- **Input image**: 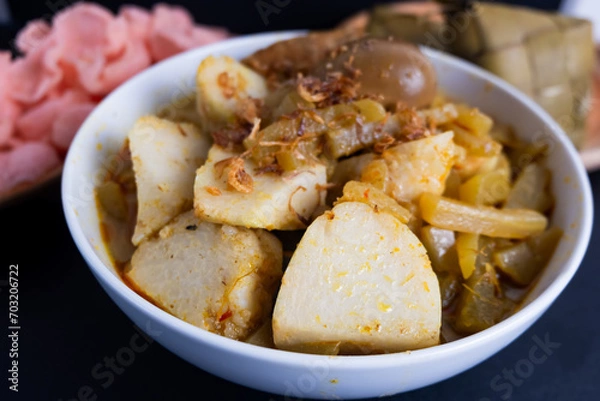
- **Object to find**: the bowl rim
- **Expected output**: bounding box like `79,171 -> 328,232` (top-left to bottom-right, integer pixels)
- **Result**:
62,31 -> 593,369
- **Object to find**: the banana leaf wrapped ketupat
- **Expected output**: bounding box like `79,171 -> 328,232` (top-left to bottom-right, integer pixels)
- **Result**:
368,1 -> 596,148
368,1 -> 448,50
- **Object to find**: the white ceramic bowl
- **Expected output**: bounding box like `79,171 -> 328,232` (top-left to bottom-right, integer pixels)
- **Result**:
62,32 -> 593,399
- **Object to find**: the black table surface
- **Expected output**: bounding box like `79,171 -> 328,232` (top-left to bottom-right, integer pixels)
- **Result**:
1,1 -> 598,399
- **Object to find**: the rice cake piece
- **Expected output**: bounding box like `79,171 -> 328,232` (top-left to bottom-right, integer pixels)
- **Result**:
272,201 -> 441,354
129,115 -> 211,245
196,55 -> 268,131
362,131 -> 457,203
194,145 -> 327,230
125,211 -> 283,340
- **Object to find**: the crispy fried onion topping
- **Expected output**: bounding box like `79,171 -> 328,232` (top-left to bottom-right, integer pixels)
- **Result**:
395,105 -> 430,141
214,156 -> 254,193
373,133 -> 397,153
212,116 -> 262,150
212,125 -> 252,148
295,72 -> 361,108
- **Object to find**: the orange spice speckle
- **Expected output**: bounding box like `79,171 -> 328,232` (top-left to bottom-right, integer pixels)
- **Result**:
205,186 -> 222,196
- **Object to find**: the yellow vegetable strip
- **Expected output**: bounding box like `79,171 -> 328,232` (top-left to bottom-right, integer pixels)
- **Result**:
419,193 -> 547,239
445,122 -> 502,157
454,104 -> 493,137
456,232 -> 479,279
459,170 -> 510,205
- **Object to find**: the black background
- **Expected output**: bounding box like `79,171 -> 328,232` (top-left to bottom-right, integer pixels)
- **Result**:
1,1 -> 598,400
5,0 -> 562,34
